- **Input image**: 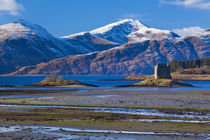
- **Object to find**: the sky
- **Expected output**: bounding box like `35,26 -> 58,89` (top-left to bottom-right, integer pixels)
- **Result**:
0,0 -> 210,37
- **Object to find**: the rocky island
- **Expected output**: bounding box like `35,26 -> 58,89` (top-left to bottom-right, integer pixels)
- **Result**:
132,79 -> 193,87
31,76 -> 97,87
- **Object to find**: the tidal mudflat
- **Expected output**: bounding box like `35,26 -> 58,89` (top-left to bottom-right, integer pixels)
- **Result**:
0,88 -> 209,108
0,87 -> 209,139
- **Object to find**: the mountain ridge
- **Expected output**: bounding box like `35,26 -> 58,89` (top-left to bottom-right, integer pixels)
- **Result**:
0,19 -> 89,74
0,19 -> 123,74
10,33 -> 210,76
63,19 -> 179,44
1,19 -> 210,75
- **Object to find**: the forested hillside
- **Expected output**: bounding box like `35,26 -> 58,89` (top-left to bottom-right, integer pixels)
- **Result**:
170,57 -> 210,74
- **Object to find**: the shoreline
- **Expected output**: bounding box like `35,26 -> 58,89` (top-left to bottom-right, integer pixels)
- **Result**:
1,74 -> 210,81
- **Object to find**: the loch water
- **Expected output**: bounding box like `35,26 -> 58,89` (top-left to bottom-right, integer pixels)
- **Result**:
0,76 -> 209,90
0,76 -> 136,87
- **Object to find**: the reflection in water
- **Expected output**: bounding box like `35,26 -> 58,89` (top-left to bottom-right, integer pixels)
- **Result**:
0,125 -> 208,140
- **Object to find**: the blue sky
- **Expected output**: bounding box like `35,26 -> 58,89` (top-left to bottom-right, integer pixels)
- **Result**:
0,0 -> 210,37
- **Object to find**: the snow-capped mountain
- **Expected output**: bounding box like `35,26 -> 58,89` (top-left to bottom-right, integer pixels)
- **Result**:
63,19 -> 179,44
11,27 -> 210,76
1,19 -> 210,75
0,19 -> 90,74
0,19 -> 53,40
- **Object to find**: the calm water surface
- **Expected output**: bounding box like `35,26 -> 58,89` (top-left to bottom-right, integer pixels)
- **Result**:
0,76 -> 137,87
0,76 -> 209,90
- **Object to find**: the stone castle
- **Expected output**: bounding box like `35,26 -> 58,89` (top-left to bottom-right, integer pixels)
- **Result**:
154,63 -> 172,79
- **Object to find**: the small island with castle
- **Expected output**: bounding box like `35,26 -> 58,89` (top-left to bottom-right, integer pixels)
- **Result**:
119,63 -> 193,87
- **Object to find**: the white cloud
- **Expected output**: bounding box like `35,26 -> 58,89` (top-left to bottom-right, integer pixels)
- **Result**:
172,26 -> 205,36
0,0 -> 24,16
118,13 -> 149,22
160,0 -> 210,9
122,13 -> 141,19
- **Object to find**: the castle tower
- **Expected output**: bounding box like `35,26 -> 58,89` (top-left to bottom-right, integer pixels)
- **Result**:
154,63 -> 172,79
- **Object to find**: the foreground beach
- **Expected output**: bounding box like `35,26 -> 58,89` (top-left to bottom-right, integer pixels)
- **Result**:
0,87 -> 209,139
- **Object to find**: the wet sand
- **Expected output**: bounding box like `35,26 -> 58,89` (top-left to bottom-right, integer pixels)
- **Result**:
32,89 -> 210,108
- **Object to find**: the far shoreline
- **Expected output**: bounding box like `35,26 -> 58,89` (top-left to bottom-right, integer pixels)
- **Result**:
1,74 -> 210,81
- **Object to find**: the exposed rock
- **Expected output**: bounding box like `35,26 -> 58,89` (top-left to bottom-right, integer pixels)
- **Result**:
118,79 -> 193,88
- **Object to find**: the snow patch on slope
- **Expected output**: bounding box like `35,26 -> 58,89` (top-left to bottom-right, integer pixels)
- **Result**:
128,25 -> 174,42
197,29 -> 210,37
62,32 -> 87,39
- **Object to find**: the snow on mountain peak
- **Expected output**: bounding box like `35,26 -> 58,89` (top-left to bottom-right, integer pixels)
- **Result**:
62,19 -> 146,39
88,19 -> 179,44
16,19 -> 49,34
90,19 -> 146,34
62,19 -> 179,44
0,19 -> 52,40
188,28 -> 210,38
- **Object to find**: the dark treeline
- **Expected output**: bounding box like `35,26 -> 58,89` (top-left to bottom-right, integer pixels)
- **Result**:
169,57 -> 210,72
